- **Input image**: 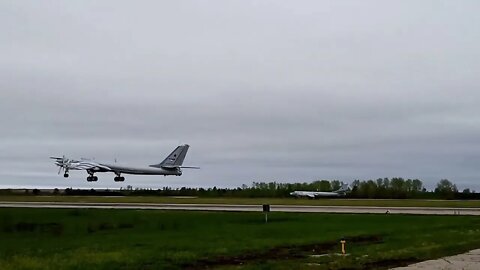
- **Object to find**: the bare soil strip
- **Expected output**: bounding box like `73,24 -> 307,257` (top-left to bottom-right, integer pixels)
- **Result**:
182,235 -> 383,269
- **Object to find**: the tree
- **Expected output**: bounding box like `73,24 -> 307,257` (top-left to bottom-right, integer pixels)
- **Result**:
390,178 -> 407,198
435,179 -> 457,199
411,179 -> 423,193
330,180 -> 341,191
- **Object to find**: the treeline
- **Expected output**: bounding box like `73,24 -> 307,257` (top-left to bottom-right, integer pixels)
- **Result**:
349,178 -> 472,199
115,180 -> 345,198
122,178 -> 477,199
4,178 -> 478,200
350,178 -> 425,199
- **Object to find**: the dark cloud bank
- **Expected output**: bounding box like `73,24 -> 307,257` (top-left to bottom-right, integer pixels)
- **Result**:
1,1 -> 479,190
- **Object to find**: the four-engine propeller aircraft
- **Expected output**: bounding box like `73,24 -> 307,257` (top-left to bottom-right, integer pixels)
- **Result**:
289,184 -> 349,198
50,144 -> 199,182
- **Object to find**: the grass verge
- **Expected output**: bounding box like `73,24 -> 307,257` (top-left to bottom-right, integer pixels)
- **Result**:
1,208 -> 480,269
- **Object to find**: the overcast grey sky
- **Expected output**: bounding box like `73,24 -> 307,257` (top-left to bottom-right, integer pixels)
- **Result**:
1,1 -> 479,190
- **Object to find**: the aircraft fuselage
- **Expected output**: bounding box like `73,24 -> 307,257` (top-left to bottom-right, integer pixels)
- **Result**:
290,191 -> 342,198
99,163 -> 181,176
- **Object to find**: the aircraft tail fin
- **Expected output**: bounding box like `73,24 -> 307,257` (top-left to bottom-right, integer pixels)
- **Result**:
150,144 -> 190,169
335,183 -> 349,193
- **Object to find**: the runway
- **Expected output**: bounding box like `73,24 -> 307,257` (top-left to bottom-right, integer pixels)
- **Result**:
1,201 -> 480,215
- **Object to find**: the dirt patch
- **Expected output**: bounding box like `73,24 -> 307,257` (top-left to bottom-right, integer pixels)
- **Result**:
182,235 -> 383,269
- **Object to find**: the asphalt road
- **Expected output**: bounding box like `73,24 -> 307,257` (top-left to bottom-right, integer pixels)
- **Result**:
1,201 -> 480,215
392,249 -> 480,270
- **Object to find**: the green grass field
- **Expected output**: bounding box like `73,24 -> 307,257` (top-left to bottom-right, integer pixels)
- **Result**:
2,208 -> 480,269
2,195 -> 480,208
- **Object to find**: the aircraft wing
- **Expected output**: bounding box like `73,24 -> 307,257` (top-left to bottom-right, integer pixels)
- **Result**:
159,165 -> 200,169
72,161 -> 111,171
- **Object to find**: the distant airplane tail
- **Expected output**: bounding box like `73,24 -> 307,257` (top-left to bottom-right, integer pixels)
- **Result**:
335,184 -> 349,194
150,144 -> 198,169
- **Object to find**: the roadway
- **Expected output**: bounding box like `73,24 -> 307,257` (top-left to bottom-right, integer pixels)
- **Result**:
1,201 -> 480,215
392,249 -> 480,270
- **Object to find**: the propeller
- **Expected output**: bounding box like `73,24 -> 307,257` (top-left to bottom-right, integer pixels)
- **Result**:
50,155 -> 72,174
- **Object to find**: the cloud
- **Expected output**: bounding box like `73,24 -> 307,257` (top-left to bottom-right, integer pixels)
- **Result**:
1,1 -> 480,190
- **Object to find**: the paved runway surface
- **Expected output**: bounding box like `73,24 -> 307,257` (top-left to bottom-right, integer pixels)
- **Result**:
1,201 -> 480,215
391,249 -> 480,270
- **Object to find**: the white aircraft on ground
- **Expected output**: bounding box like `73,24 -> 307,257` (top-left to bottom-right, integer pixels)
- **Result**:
50,144 -> 198,182
289,184 -> 349,198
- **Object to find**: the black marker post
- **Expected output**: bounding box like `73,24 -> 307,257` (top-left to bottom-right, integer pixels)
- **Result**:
262,204 -> 270,223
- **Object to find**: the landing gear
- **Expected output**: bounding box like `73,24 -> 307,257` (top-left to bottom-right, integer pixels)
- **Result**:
63,173 -> 69,178
114,172 -> 125,182
86,170 -> 98,182
87,176 -> 98,182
